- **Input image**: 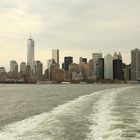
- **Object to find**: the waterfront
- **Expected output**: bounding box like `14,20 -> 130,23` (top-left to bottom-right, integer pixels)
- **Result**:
0,84 -> 140,140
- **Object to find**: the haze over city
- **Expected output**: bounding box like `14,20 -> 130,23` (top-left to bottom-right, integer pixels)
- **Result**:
0,0 -> 140,70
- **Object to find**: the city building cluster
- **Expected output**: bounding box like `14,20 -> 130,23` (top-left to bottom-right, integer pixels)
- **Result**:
0,35 -> 140,84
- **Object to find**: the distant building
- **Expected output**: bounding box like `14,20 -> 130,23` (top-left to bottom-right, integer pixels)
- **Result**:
0,67 -> 7,82
99,58 -> 104,80
92,53 -> 102,78
34,61 -> 43,81
79,57 -> 87,64
50,61 -> 64,82
9,60 -> 19,79
46,59 -> 53,80
104,54 -> 113,80
20,62 -> 26,79
26,65 -> 34,83
69,63 -> 84,81
10,60 -> 18,73
63,56 -> 73,71
113,52 -> 123,80
52,49 -> 59,65
27,34 -> 35,71
124,64 -> 131,81
131,48 -> 140,80
80,63 -> 90,80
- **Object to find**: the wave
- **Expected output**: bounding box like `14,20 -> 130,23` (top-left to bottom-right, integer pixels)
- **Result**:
0,86 -> 136,140
86,86 -> 138,140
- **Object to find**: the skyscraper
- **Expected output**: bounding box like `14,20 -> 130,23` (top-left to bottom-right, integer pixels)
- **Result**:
34,61 -> 43,81
10,60 -> 18,73
20,62 -> 26,78
113,52 -> 123,80
99,58 -> 104,80
63,56 -> 73,71
79,57 -> 87,64
27,34 -> 35,71
131,48 -> 140,80
104,54 -> 113,80
92,53 -> 102,78
52,49 -> 59,65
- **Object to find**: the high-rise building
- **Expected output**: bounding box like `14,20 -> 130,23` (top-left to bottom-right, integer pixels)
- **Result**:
47,59 -> 53,70
79,57 -> 87,64
131,48 -> 140,80
52,49 -> 59,65
99,58 -> 104,80
92,53 -> 102,78
0,67 -> 7,82
27,34 -> 35,71
104,54 -> 113,80
10,60 -> 18,73
9,60 -> 18,79
124,64 -> 131,81
113,52 -> 123,80
63,56 -> 73,71
20,62 -> 26,78
34,61 -> 43,81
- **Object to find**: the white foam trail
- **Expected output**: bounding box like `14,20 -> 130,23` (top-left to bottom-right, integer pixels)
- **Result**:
86,86 -> 136,140
0,86 -> 135,140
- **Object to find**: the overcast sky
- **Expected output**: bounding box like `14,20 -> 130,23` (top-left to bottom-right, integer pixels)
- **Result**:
0,0 -> 140,70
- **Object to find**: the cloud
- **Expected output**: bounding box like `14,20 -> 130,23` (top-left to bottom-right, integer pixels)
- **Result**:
0,0 -> 140,71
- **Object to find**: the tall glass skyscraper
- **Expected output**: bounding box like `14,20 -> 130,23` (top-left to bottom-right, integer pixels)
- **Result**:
27,34 -> 35,71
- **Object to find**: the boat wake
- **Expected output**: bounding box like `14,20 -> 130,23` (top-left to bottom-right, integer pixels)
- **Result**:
0,86 -> 137,140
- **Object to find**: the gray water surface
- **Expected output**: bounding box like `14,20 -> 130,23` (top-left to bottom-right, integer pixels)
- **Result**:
0,84 -> 139,140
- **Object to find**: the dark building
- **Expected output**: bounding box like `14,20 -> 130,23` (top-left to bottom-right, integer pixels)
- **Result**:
82,58 -> 87,64
79,57 -> 87,64
99,58 -> 104,80
34,61 -> 43,81
63,57 -> 73,71
113,52 -> 123,80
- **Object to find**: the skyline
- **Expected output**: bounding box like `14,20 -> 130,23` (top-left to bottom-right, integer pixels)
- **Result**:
0,0 -> 140,70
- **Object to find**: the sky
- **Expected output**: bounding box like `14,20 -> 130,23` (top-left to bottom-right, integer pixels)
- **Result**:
0,0 -> 140,71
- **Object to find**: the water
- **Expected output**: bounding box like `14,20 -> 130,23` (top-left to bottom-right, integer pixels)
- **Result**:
0,84 -> 139,140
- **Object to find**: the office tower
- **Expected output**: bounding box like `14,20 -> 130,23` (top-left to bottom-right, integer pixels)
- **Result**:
113,52 -> 123,80
99,58 -> 104,80
104,54 -> 113,80
9,60 -> 18,79
0,67 -> 7,82
63,56 -> 73,71
47,59 -> 53,69
27,34 -> 35,71
92,52 -> 102,78
79,57 -> 87,64
34,61 -> 43,81
20,62 -> 26,77
124,64 -> 131,81
131,48 -> 140,80
52,49 -> 59,65
10,60 -> 18,73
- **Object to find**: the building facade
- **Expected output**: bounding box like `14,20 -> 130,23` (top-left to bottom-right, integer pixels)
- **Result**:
113,52 -> 123,80
27,35 -> 35,71
34,61 -> 43,81
20,62 -> 26,78
99,58 -> 104,80
131,48 -> 140,80
92,53 -> 102,78
104,54 -> 113,80
52,49 -> 59,65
